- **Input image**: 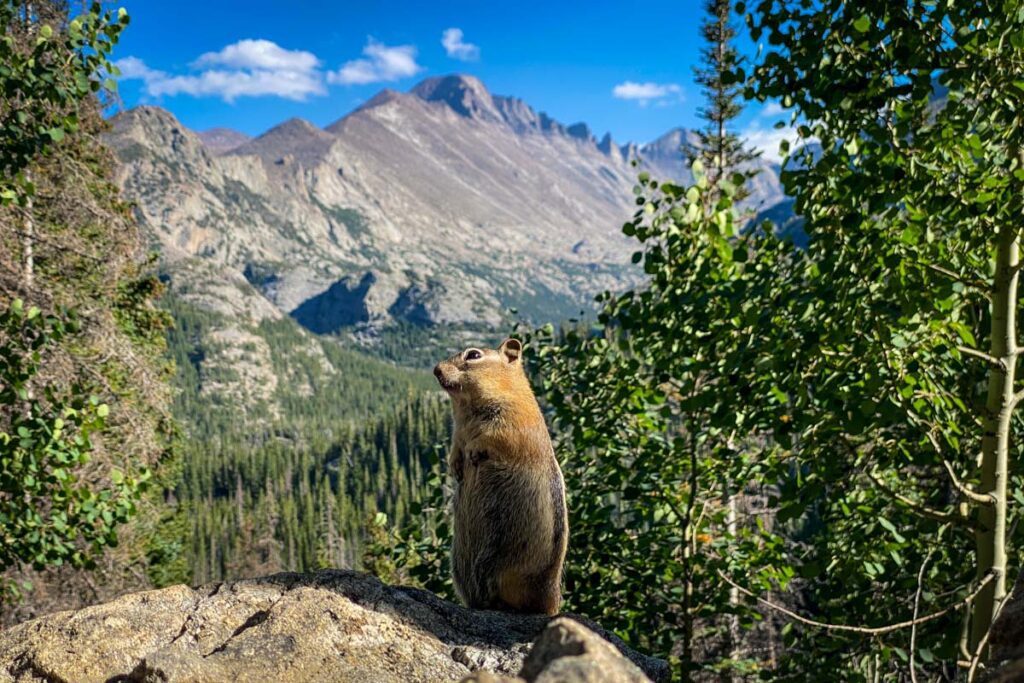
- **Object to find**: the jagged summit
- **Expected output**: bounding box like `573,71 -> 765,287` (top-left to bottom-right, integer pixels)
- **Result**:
410,73 -> 501,122
566,122 -> 594,143
320,75 -> 636,165
403,75 -> 599,149
115,104 -> 181,127
107,106 -> 211,168
642,127 -> 696,157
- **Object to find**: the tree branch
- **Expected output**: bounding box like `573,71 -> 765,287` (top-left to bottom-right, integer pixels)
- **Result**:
942,460 -> 995,506
716,569 -> 993,636
1012,387 -> 1024,410
863,470 -> 969,526
927,263 -> 989,291
909,551 -> 934,683
956,346 -> 1007,372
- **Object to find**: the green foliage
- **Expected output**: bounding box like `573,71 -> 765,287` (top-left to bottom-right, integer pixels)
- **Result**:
0,1 -> 187,620
742,0 -> 1024,677
0,300 -> 148,582
0,1 -> 128,205
495,1 -> 1023,678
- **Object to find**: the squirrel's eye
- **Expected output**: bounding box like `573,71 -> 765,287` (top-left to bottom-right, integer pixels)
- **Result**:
464,349 -> 483,361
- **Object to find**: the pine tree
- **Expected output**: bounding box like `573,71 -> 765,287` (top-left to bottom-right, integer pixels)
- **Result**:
688,0 -> 760,205
688,1 -> 766,675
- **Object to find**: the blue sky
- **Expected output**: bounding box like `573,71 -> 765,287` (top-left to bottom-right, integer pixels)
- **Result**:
110,1 -> 787,154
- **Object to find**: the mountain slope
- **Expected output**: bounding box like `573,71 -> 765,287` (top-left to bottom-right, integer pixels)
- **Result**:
108,74 -> 788,333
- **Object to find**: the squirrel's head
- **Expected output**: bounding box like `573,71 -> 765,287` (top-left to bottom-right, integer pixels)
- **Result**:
433,338 -> 526,404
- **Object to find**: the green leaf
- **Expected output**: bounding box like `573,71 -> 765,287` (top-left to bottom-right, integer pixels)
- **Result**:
878,518 -> 906,543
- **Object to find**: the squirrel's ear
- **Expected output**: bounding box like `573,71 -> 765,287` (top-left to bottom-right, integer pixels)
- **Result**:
499,338 -> 522,364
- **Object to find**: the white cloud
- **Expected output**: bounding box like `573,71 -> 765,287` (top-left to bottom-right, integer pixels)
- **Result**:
115,55 -> 163,80
612,81 -> 682,105
759,102 -> 785,118
441,28 -> 479,61
193,39 -> 319,73
328,39 -> 423,85
115,39 -> 325,102
146,69 -> 325,102
742,122 -> 815,164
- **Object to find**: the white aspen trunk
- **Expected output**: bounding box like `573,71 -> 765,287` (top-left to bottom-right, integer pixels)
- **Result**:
23,186 -> 33,289
727,487 -> 740,681
970,222 -> 1016,652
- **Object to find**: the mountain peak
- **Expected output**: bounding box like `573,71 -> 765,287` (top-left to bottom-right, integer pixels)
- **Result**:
105,106 -> 211,165
566,122 -> 594,143
643,127 -> 695,155
231,117 -> 334,164
410,74 -> 500,121
357,88 -> 403,111
269,117 -> 325,136
113,105 -> 186,132
197,127 -> 250,155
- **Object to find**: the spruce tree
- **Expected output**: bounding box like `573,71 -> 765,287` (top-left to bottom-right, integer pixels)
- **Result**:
688,0 -> 760,204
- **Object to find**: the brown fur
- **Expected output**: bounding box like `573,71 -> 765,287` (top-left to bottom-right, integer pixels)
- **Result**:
433,339 -> 568,615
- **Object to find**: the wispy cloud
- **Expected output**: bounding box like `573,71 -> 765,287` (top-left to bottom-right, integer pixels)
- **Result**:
114,39 -> 325,102
743,102 -> 816,162
742,122 -> 815,164
328,38 -> 423,85
612,81 -> 682,106
115,55 -> 162,81
441,28 -> 479,61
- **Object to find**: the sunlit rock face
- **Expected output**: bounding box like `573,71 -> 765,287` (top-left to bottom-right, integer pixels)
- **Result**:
106,74 -> 789,333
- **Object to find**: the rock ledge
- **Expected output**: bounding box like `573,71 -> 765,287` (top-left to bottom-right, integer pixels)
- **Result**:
0,569 -> 668,682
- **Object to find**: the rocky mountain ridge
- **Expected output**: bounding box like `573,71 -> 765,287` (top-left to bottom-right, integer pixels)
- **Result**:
107,74 -> 786,335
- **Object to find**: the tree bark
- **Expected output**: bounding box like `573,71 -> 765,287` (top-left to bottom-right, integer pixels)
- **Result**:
23,172 -> 33,289
970,222 -> 1016,652
726,485 -> 740,682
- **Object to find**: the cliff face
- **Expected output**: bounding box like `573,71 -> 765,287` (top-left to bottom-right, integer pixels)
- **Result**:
0,570 -> 669,683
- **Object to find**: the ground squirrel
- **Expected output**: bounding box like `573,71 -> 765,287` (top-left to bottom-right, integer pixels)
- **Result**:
433,338 -> 568,615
